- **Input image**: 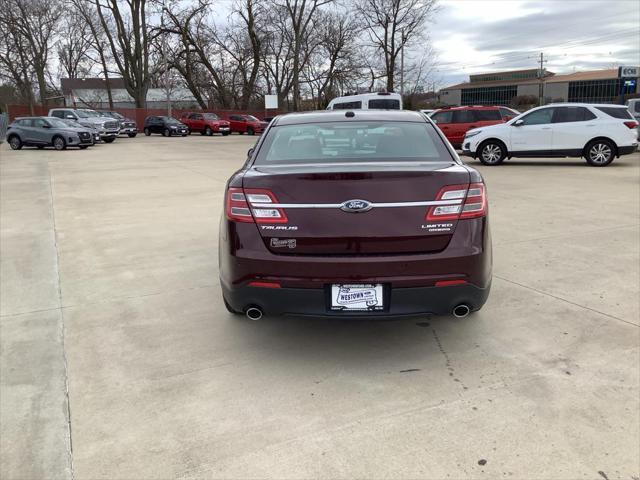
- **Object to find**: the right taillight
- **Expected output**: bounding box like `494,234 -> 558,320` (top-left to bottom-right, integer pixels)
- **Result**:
426,182 -> 487,221
624,121 -> 638,129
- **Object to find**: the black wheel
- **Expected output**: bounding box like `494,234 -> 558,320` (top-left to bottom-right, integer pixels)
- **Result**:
205,127 -> 212,136
164,128 -> 171,137
478,140 -> 506,166
223,297 -> 240,315
200,130 -> 206,136
103,137 -> 115,143
585,139 -> 615,166
144,127 -> 151,136
79,145 -> 88,149
239,131 -> 244,135
222,132 -> 230,136
247,127 -> 255,136
128,133 -> 137,138
8,135 -> 22,150
52,136 -> 66,151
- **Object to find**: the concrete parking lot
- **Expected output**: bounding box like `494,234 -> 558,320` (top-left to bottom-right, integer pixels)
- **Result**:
1,134 -> 639,479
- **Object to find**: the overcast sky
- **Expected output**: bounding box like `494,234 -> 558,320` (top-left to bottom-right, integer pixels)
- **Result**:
427,0 -> 640,87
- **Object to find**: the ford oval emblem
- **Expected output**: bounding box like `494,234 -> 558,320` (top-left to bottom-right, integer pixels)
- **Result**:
340,199 -> 373,213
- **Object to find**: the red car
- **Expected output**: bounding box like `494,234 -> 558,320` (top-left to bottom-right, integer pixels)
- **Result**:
219,110 -> 492,319
179,112 -> 231,136
227,114 -> 268,135
430,106 -> 518,148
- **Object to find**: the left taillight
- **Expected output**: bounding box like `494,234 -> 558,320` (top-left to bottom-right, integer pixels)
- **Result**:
225,187 -> 288,224
426,182 -> 487,221
624,121 -> 639,129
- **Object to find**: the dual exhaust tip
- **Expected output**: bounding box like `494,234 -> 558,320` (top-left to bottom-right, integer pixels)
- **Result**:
244,304 -> 471,320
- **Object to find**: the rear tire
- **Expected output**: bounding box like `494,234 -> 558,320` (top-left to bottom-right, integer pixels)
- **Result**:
478,140 -> 506,165
205,127 -> 212,136
247,127 -> 255,136
128,133 -> 137,138
144,128 -> 151,136
52,136 -> 66,151
164,128 -> 171,137
8,135 -> 22,150
585,139 -> 615,167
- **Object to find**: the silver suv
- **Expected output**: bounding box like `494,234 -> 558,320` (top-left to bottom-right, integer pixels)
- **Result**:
48,108 -> 120,143
7,116 -> 94,150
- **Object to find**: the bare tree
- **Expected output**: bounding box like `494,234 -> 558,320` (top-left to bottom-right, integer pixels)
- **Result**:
94,0 -> 152,107
0,0 -> 62,105
271,0 -> 333,110
353,0 -> 437,93
57,12 -> 94,79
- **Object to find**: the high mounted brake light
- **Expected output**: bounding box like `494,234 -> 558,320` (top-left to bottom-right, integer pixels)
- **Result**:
426,183 -> 487,221
225,187 -> 288,223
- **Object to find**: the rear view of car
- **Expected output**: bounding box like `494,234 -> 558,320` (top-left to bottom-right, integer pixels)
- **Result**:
219,110 -> 492,319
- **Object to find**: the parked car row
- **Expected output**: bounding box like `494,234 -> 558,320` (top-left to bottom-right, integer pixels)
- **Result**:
142,113 -> 269,137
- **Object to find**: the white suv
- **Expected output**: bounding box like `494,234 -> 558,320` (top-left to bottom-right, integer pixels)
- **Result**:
461,103 -> 638,167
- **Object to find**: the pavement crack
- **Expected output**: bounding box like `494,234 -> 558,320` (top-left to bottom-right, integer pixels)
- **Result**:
48,166 -> 75,480
432,328 -> 468,390
493,274 -> 639,328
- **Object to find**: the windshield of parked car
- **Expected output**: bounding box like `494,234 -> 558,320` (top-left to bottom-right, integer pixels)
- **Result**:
203,113 -> 219,120
254,121 -> 453,165
246,115 -> 259,122
164,117 -> 181,125
48,118 -> 72,128
105,112 -> 124,119
81,110 -> 101,117
75,110 -> 90,118
61,120 -> 84,128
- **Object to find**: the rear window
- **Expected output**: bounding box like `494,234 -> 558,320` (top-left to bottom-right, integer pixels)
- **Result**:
595,107 -> 633,119
368,99 -> 401,110
255,122 -> 452,165
431,111 -> 453,123
332,101 -> 362,110
474,109 -> 502,121
553,106 -> 596,123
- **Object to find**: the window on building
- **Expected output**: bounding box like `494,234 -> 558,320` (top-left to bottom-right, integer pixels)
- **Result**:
568,78 -> 638,103
461,85 -> 518,106
552,106 -> 596,123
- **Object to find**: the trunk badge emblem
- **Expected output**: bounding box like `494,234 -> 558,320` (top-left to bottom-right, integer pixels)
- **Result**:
340,199 -> 373,213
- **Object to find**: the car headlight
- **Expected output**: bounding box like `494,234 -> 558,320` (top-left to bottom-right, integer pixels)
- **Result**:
465,130 -> 482,138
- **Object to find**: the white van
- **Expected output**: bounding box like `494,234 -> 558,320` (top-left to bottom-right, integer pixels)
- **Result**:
326,92 -> 402,110
626,98 -> 640,121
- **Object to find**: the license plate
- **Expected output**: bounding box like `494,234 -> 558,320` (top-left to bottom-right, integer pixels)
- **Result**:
330,284 -> 384,311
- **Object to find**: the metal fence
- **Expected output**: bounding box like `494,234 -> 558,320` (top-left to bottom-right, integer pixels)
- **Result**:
0,113 -> 8,143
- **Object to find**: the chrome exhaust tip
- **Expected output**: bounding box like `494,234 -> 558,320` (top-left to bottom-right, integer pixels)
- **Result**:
245,306 -> 263,321
452,304 -> 471,318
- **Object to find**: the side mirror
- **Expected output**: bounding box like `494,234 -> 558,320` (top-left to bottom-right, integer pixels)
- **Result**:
514,119 -> 524,127
247,147 -> 254,158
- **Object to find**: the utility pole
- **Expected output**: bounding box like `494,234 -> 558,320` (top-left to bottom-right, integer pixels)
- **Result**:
538,52 -> 547,106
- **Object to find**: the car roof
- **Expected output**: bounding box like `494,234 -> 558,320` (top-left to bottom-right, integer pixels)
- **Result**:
544,102 -> 628,108
273,110 -> 425,126
436,105 -> 501,111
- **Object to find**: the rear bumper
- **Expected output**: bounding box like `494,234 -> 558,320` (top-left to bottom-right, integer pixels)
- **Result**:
219,217 -> 492,317
222,282 -> 491,318
618,144 -> 638,156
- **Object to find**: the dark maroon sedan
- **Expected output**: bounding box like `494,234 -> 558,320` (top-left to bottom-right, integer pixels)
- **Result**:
219,110 -> 492,319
